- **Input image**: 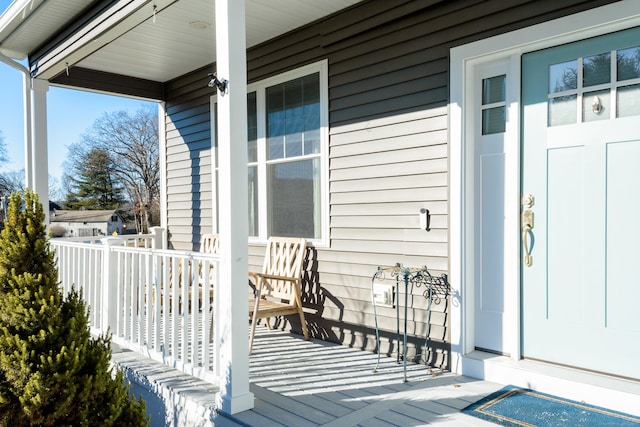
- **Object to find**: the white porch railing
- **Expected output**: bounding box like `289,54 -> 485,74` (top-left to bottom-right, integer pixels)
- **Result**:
50,227 -> 221,385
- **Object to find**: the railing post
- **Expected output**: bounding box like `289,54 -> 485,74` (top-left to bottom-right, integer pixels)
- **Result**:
149,226 -> 167,249
101,237 -> 124,333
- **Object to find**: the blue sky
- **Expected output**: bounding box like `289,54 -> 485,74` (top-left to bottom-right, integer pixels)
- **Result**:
0,0 -> 153,186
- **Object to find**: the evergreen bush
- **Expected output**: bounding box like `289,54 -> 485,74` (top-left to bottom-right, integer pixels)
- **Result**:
0,190 -> 148,426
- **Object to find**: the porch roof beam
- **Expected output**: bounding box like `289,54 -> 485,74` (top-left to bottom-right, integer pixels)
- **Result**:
50,67 -> 164,100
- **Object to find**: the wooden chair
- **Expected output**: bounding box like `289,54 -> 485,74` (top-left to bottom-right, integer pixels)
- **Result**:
197,233 -> 219,308
200,233 -> 220,254
160,234 -> 219,313
248,236 -> 310,353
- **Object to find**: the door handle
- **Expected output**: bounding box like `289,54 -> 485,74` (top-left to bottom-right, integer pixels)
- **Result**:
522,194 -> 534,267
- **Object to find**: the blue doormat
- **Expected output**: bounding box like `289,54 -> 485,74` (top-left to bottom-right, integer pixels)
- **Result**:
461,385 -> 640,426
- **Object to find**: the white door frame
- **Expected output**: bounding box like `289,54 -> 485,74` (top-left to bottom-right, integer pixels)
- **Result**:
449,0 -> 640,376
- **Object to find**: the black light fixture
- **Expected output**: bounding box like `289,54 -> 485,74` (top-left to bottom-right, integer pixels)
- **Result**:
208,73 -> 228,96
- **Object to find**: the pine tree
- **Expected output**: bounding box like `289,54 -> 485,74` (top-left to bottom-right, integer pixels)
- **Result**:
0,190 -> 148,426
65,147 -> 124,210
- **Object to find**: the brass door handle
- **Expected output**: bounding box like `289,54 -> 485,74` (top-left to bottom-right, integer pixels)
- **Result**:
522,221 -> 533,267
522,194 -> 535,267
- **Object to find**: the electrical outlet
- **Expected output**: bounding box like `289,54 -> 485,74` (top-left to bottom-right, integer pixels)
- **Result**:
373,283 -> 394,307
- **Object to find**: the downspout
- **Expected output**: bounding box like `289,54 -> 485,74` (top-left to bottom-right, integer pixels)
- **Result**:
0,52 -> 33,191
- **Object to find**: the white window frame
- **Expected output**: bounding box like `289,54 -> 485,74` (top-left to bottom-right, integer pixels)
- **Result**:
449,0 -> 640,378
210,60 -> 329,245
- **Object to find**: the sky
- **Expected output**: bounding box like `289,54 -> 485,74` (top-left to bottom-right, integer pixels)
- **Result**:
0,0 -> 153,189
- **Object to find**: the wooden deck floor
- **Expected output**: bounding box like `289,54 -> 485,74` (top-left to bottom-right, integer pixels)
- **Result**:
232,328 -> 501,427
113,327 -> 503,426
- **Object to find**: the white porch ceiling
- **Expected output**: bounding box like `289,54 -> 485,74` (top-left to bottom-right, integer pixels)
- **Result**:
0,0 -> 363,83
0,0 -> 92,59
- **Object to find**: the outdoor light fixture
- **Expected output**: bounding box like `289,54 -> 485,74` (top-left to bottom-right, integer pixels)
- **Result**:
208,73 -> 228,96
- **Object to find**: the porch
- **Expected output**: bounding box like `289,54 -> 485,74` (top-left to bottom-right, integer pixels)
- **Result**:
48,230 -> 496,425
113,325 -> 502,427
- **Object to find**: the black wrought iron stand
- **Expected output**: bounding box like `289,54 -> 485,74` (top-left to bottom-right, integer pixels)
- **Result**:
371,263 -> 449,382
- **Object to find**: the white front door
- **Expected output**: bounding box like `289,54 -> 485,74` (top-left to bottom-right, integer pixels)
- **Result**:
521,26 -> 640,379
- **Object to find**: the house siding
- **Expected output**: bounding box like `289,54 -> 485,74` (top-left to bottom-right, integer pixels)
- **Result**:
162,0 -> 617,369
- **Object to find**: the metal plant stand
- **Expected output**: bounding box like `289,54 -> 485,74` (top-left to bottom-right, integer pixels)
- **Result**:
371,263 -> 450,382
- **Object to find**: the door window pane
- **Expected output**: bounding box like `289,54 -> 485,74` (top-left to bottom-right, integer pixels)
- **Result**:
481,74 -> 506,135
549,60 -> 578,93
617,46 -> 640,81
549,95 -> 577,126
482,75 -> 505,104
617,84 -> 640,118
482,107 -> 506,134
583,53 -> 611,87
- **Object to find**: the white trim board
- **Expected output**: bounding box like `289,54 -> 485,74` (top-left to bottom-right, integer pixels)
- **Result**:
448,0 -> 640,415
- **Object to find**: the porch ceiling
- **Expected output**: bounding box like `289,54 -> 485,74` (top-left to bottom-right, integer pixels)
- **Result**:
0,0 -> 363,86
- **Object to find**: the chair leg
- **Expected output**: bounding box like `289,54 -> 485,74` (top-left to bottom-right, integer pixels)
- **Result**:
209,303 -> 214,342
298,308 -> 310,341
248,299 -> 261,354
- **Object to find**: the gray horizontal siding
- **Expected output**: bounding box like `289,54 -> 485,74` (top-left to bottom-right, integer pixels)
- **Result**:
164,67 -> 213,250
162,0 -> 618,367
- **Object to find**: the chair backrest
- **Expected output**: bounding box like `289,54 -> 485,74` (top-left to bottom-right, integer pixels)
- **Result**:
259,236 -> 307,300
200,234 -> 220,254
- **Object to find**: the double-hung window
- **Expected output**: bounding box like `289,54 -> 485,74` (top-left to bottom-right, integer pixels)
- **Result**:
212,60 -> 328,243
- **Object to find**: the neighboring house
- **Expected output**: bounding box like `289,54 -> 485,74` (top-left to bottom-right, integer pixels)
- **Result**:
50,209 -> 123,237
1,0 -> 638,414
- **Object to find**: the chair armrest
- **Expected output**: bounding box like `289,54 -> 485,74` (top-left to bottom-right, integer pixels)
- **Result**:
248,271 -> 259,283
253,272 -> 300,283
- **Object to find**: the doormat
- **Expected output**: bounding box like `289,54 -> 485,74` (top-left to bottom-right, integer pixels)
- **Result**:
461,385 -> 640,426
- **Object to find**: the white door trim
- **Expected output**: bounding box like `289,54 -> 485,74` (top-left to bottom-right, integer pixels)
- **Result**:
449,0 -> 640,376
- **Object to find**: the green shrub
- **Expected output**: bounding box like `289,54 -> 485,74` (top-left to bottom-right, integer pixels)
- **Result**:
0,190 -> 148,426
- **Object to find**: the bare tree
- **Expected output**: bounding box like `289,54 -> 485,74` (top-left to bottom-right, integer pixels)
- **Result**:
0,131 -> 7,166
68,105 -> 159,233
0,169 -> 24,196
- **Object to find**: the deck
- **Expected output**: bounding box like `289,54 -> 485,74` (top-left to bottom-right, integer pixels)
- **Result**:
112,326 -> 502,426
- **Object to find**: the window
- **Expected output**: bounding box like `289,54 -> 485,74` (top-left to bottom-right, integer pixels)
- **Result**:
481,74 -> 506,134
547,45 -> 640,126
212,61 -> 328,242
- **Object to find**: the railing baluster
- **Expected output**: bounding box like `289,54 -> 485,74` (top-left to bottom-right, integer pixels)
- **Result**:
132,253 -> 139,344
162,254 -> 170,350
152,254 -> 161,352
137,251 -> 144,345
202,259 -> 210,368
171,256 -> 179,362
49,236 -> 219,384
180,257 -> 189,363
123,251 -> 130,341
191,260 -> 199,368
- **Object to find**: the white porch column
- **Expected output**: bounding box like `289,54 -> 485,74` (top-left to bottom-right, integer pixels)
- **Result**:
214,0 -> 254,415
30,78 -> 49,224
0,54 -> 33,202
